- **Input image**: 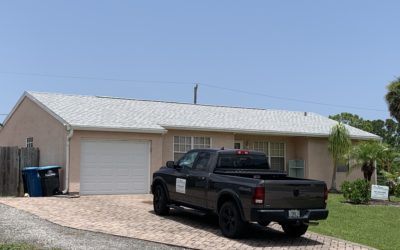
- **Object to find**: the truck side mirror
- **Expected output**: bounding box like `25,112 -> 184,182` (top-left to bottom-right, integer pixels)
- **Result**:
166,161 -> 175,168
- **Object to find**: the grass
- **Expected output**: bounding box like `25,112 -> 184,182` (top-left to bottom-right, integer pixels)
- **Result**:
0,243 -> 42,250
309,194 -> 400,250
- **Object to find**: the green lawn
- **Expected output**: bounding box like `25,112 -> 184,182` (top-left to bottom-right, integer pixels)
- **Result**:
309,194 -> 400,250
0,244 -> 41,250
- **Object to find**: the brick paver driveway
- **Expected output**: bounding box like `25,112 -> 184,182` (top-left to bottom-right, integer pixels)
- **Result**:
0,195 -> 374,250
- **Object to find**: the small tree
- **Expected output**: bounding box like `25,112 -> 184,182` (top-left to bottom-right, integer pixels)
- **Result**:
328,123 -> 352,192
350,141 -> 385,181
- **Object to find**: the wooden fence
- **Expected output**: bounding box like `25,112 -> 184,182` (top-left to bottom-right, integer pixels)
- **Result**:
0,147 -> 40,197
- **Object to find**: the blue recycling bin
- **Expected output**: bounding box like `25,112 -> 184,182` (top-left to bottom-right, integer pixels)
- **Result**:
22,167 -> 43,197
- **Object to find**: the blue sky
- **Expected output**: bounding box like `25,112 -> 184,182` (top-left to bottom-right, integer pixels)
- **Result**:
0,1 -> 398,122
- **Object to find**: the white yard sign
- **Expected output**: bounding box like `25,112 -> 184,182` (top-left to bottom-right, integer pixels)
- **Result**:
176,178 -> 186,194
371,185 -> 389,201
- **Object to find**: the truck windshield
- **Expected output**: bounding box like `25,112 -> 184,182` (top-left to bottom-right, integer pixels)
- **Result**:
216,155 -> 270,169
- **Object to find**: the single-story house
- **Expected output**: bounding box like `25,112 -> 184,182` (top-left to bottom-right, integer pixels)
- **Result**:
0,91 -> 380,195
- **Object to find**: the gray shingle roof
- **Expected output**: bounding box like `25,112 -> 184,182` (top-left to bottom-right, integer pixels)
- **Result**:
24,91 -> 379,139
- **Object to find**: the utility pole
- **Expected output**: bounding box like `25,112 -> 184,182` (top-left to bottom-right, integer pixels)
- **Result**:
194,83 -> 199,104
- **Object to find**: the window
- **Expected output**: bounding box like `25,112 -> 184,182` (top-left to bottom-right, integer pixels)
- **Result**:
288,160 -> 305,178
336,159 -> 350,172
193,137 -> 211,149
253,142 -> 269,155
253,141 -> 285,171
174,136 -> 192,160
26,137 -> 33,148
193,152 -> 211,171
270,142 -> 285,171
217,155 -> 269,169
173,136 -> 211,160
177,151 -> 199,169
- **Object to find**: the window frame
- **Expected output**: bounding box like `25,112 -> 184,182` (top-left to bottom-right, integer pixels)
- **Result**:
26,137 -> 33,148
253,141 -> 286,171
288,159 -> 305,178
173,136 -> 212,161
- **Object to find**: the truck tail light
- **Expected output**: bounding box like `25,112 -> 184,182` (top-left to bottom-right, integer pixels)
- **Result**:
324,185 -> 328,202
253,186 -> 265,205
236,150 -> 249,155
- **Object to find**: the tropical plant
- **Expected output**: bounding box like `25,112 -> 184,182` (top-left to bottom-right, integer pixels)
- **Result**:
380,170 -> 400,195
394,183 -> 400,198
328,123 -> 352,192
386,77 -> 400,123
377,146 -> 400,173
350,141 -> 385,181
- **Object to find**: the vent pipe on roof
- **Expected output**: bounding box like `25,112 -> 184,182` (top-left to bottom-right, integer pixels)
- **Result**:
304,112 -> 308,116
194,83 -> 198,104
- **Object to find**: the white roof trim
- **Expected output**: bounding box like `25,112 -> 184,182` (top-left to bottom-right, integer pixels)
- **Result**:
73,125 -> 167,134
25,92 -> 70,126
2,92 -> 69,128
159,125 -> 381,140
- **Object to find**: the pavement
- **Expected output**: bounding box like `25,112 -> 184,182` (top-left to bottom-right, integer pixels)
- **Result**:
0,203 -> 182,250
0,195 -> 375,250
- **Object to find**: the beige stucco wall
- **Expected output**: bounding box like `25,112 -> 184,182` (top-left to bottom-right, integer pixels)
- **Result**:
307,138 -> 369,189
69,130 -> 164,193
0,97 -> 67,168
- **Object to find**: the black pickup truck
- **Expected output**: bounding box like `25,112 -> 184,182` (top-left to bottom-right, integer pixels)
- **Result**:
151,149 -> 328,238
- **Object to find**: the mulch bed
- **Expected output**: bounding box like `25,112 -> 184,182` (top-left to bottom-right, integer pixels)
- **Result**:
342,199 -> 400,207
368,199 -> 400,207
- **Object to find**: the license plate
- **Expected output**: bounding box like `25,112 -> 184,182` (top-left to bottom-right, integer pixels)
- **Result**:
288,210 -> 300,218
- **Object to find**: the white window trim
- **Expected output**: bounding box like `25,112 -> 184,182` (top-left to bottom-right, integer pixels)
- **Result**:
172,136 -> 212,161
253,141 -> 286,170
26,137 -> 33,148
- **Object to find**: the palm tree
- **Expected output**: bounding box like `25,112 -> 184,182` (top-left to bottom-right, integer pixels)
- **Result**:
378,147 -> 400,173
350,141 -> 385,181
328,123 -> 352,192
386,78 -> 400,123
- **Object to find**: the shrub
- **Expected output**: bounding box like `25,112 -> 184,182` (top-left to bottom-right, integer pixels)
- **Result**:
340,179 -> 371,204
394,184 -> 400,198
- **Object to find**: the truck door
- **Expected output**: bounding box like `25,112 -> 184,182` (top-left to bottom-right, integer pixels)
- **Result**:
172,151 -> 199,203
184,151 -> 211,208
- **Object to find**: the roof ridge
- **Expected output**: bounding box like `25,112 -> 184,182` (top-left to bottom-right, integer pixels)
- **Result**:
28,91 -> 312,115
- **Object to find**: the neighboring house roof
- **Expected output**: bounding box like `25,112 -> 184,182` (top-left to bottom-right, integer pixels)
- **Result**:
3,91 -> 380,140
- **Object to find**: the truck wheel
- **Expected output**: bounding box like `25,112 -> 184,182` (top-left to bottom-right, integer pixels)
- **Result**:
219,202 -> 246,238
281,223 -> 308,237
153,185 -> 170,215
257,220 -> 270,227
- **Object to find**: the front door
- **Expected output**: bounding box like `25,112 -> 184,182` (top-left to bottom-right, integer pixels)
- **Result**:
234,140 -> 243,149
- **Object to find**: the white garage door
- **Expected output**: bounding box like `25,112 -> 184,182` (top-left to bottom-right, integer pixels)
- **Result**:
80,140 -> 150,195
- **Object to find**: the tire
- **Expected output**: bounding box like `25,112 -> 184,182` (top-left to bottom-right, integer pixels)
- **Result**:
257,220 -> 270,227
218,201 -> 246,238
281,223 -> 308,237
153,185 -> 170,215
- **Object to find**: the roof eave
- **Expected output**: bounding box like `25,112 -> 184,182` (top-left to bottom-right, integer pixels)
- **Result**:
159,125 -> 381,140
72,125 -> 167,134
2,92 -> 70,129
